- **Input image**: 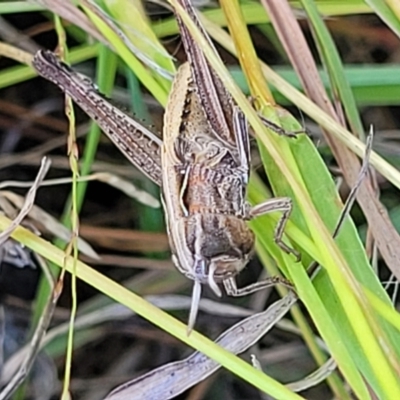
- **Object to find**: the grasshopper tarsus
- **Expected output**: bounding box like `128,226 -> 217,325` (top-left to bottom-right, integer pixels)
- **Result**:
247,96 -> 305,139
258,114 -> 305,139
275,238 -> 301,262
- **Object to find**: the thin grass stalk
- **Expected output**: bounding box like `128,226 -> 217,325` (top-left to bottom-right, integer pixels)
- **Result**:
52,16 -> 79,398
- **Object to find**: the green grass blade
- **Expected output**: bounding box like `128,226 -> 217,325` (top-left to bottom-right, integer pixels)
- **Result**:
366,0 -> 400,37
81,0 -> 169,105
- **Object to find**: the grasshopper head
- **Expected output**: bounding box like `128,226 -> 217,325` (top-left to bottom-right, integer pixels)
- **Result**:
170,216 -> 255,334
186,253 -> 252,334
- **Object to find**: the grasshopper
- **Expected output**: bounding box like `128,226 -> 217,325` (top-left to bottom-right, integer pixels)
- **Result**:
32,0 -> 299,332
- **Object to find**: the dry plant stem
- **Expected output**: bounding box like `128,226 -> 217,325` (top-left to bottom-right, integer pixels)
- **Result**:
0,16 -> 41,53
0,157 -> 50,247
308,128 -> 374,278
286,357 -> 337,392
32,0 -> 106,44
0,173 -> 159,207
0,42 -> 32,65
261,0 -> 400,281
333,128 -> 374,239
0,190 -> 98,259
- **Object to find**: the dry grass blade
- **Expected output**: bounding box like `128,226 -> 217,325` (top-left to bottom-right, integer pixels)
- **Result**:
31,0 -> 105,44
0,191 -> 98,259
104,292 -> 297,400
286,358 -> 337,392
146,295 -> 252,318
333,127 -> 374,239
0,157 -> 50,247
250,354 -> 337,393
0,172 -> 160,208
0,42 -> 32,65
93,172 -> 160,208
261,0 -> 400,281
260,1 -> 333,110
0,15 -> 40,53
